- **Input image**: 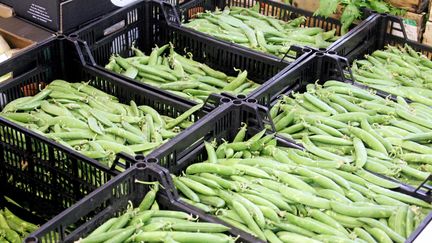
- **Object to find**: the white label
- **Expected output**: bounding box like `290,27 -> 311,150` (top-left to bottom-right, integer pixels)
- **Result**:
111,0 -> 139,7
27,3 -> 52,23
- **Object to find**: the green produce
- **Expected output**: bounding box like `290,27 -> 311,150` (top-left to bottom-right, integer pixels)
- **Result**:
270,80 -> 432,188
183,5 -> 338,58
313,0 -> 406,33
105,44 -> 260,103
0,205 -> 38,242
0,80 -> 202,168
171,125 -> 431,242
76,184 -> 233,243
351,44 -> 432,107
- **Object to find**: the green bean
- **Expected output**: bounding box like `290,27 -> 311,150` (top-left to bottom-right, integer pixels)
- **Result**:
285,213 -> 346,236
279,185 -> 331,209
367,184 -> 432,208
232,200 -> 265,240
358,218 -> 405,243
277,231 -> 321,243
349,126 -> 388,155
330,201 -> 393,218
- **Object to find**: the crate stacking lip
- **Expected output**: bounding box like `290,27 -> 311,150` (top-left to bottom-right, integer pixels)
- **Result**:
0,35 -> 209,222
70,0 -> 313,108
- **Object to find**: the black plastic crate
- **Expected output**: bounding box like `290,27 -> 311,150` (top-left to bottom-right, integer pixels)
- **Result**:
249,52 -> 432,202
0,36 -> 208,222
71,0 -> 312,107
146,100 -> 432,242
331,13 -> 432,62
176,0 -> 376,61
144,100 -> 301,242
25,162 -> 237,243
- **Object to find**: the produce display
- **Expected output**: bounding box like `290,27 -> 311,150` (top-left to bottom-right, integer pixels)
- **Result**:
75,184 -> 233,243
171,126 -> 431,243
3,0 -> 432,241
0,206 -> 38,242
270,80 -> 432,187
0,80 -> 202,167
351,45 -> 432,107
105,44 -> 260,103
183,5 -> 338,57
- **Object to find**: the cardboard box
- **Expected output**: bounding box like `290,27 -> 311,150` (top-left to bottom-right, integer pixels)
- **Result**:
0,16 -> 53,82
386,0 -> 429,13
391,11 -> 426,42
423,21 -> 432,46
0,3 -> 13,18
429,0 -> 432,22
0,0 -> 139,33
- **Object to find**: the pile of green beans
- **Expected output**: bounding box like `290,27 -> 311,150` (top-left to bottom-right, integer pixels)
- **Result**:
76,184 -> 233,243
0,80 -> 202,168
105,44 -> 260,103
183,5 -> 338,57
172,126 -> 432,243
271,80 -> 432,187
0,207 -> 38,243
352,44 -> 432,106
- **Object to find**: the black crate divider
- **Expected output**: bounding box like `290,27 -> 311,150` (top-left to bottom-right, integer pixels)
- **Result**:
71,0 -> 313,109
248,51 -> 356,106
25,162 -> 236,243
331,13 -> 432,61
175,0 -> 376,61
0,35 -> 210,222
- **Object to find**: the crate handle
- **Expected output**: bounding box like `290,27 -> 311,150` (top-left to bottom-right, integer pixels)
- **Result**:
146,159 -> 179,201
202,93 -> 233,110
280,45 -> 311,63
384,14 -> 409,42
322,52 -> 355,83
415,174 -> 432,197
159,1 -> 181,25
70,37 -> 97,66
242,100 -> 276,132
109,152 -> 137,172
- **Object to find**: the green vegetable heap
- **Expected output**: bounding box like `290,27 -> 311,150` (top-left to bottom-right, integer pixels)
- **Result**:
183,5 -> 338,57
352,44 -> 432,107
173,126 -> 431,242
106,44 -> 260,103
76,183 -> 233,243
0,207 -> 38,243
271,81 -> 432,187
0,80 -> 202,168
